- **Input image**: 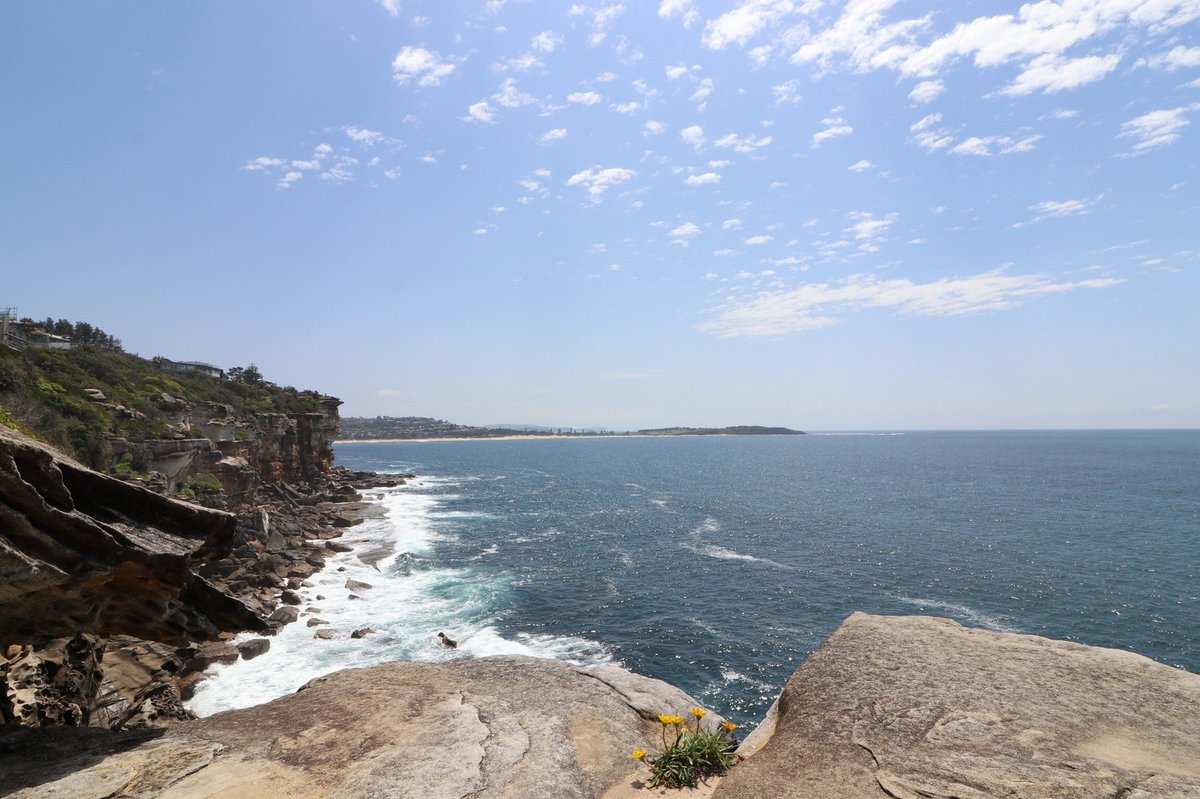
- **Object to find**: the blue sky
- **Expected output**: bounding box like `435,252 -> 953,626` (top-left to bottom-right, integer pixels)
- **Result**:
2,1 -> 1198,429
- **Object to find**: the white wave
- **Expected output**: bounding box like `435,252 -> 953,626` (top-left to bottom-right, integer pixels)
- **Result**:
683,541 -> 794,571
693,517 -> 722,535
892,595 -> 1019,633
187,480 -> 608,717
720,668 -> 776,692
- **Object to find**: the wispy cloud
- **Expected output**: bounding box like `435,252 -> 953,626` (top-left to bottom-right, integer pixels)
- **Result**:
685,172 -> 722,185
702,0 -> 799,50
1118,104 -> 1200,154
1000,53 -> 1121,96
1014,195 -> 1103,227
701,269 -> 1123,338
670,221 -> 702,237
540,128 -> 568,143
567,90 -> 603,105
908,79 -> 943,103
659,0 -> 699,28
812,109 -> 852,147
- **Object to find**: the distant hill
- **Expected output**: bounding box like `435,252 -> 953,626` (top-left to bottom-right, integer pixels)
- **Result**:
635,425 -> 804,436
338,417 -> 803,440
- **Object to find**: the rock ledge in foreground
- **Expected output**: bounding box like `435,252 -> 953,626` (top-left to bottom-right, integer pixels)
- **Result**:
714,612 -> 1200,799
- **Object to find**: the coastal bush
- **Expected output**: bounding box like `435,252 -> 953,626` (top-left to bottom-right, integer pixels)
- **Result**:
634,708 -> 738,789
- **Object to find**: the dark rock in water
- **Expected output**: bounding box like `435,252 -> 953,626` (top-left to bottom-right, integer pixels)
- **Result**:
324,541 -> 353,553
437,631 -> 457,649
266,606 -> 298,626
344,579 -> 373,592
306,618 -> 328,627
350,628 -> 374,639
313,629 -> 339,640
236,639 -> 270,661
279,589 -> 302,606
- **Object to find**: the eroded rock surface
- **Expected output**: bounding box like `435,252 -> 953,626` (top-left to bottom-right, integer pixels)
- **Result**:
714,613 -> 1200,799
0,656 -> 713,799
0,425 -> 266,647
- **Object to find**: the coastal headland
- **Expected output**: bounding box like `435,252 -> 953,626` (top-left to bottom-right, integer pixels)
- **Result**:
338,415 -> 804,442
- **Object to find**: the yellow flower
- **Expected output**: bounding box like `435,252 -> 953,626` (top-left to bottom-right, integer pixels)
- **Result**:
632,749 -> 647,760
671,715 -> 685,725
691,707 -> 707,719
720,721 -> 737,731
658,713 -> 674,725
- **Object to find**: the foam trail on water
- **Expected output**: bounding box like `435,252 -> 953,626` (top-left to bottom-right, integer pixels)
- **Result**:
187,479 -> 608,717
892,595 -> 1020,633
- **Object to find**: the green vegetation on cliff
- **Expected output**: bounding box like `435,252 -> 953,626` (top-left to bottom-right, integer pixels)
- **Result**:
0,323 -> 327,467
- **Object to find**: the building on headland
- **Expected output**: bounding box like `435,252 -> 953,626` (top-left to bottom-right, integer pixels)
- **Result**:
1,308 -> 73,351
157,358 -> 225,379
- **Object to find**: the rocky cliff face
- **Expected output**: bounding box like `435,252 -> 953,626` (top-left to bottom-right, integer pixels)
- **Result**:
0,425 -> 266,648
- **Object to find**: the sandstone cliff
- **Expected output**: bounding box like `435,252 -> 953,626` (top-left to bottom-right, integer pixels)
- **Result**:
0,424 -> 265,648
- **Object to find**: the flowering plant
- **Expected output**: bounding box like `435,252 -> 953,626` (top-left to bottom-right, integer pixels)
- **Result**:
632,706 -> 738,788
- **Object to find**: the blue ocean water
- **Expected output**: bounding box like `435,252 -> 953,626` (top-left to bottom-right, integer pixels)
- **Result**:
191,431 -> 1199,726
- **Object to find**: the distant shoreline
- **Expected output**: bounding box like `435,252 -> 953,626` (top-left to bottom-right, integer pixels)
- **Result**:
336,432 -> 762,443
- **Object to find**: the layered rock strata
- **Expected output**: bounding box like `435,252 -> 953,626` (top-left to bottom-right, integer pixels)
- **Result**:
0,425 -> 265,647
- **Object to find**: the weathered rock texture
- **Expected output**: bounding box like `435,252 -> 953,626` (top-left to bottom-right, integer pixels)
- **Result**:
713,612 -> 1200,799
0,656 -> 715,799
0,425 -> 266,647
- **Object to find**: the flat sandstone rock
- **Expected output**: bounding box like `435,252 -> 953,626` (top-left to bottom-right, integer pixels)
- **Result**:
1,656 -> 711,799
713,612 -> 1200,799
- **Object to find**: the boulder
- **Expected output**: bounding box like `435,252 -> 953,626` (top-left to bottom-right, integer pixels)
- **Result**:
236,639 -> 270,661
713,613 -> 1200,798
345,579 -> 373,592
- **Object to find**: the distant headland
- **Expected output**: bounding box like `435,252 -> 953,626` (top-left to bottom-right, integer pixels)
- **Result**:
338,416 -> 804,441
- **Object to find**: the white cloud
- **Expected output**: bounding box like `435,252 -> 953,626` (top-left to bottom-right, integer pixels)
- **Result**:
392,46 -> 456,87
493,77 -> 536,108
910,113 -> 1040,155
1119,104 -> 1199,153
1016,195 -> 1102,226
670,221 -> 702,237
686,172 -> 722,185
908,79 -> 944,103
666,64 -> 690,80
772,79 -> 803,104
567,90 -> 604,105
680,124 -> 706,150
714,132 -> 773,152
690,77 -> 715,106
659,0 -> 700,28
466,101 -> 495,123
493,53 -> 543,72
243,156 -> 284,171
531,30 -> 562,53
1139,45 -> 1200,71
745,234 -> 774,245
812,110 -> 852,147
377,0 -> 401,16
722,218 -> 743,230
844,211 -> 896,249
702,0 -> 799,50
570,3 -> 627,46
277,170 -> 303,189
611,101 -> 641,114
701,269 -> 1123,338
714,249 -> 738,256
540,128 -> 568,143
644,119 -> 667,135
566,165 -> 636,198
1001,52 -> 1121,96
345,126 -> 385,145
848,159 -> 874,172
789,0 -> 1199,94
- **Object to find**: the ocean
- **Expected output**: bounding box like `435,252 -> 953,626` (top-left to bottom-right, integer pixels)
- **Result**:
188,430 -> 1199,726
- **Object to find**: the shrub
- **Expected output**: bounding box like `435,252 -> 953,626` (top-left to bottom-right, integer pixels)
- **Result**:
634,708 -> 739,789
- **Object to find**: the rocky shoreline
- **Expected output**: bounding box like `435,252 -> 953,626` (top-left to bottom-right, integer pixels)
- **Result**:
4,423 -> 1200,797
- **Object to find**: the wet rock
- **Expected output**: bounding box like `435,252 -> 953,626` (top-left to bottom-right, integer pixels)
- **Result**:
236,639 -> 270,661
344,579 -> 373,592
350,628 -> 374,639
